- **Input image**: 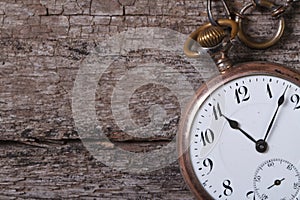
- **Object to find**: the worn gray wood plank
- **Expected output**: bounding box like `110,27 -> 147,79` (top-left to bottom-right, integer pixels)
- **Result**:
0,140 -> 192,199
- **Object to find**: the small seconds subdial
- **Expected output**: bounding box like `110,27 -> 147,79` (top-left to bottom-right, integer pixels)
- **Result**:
254,158 -> 300,200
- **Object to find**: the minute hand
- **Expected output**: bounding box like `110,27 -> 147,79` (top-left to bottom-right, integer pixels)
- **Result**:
263,85 -> 289,141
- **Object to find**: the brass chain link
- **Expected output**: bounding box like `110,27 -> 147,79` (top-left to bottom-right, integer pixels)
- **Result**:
269,0 -> 300,17
185,0 -> 299,52
184,0 -> 299,71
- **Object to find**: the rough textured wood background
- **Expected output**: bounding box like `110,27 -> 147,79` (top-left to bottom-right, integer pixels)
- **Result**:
0,0 -> 299,199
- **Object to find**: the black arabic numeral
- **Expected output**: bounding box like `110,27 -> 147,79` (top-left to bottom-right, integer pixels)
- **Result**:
293,182 -> 300,190
235,86 -> 250,104
267,161 -> 275,167
200,129 -> 215,146
267,83 -> 273,98
254,175 -> 261,182
246,191 -> 256,200
291,94 -> 300,110
203,158 -> 213,175
261,194 -> 268,200
287,164 -> 293,170
223,179 -> 233,196
213,103 -> 222,120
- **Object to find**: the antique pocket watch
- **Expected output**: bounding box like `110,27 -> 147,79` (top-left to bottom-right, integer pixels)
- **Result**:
178,0 -> 300,199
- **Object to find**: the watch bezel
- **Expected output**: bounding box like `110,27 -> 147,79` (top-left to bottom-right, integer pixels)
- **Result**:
177,62 -> 300,199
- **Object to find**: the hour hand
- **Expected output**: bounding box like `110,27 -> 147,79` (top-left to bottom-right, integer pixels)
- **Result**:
216,103 -> 257,144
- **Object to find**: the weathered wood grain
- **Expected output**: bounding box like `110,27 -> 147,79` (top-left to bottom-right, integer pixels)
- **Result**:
0,0 -> 299,199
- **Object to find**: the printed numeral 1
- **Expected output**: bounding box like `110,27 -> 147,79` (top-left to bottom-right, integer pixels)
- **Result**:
267,84 -> 273,98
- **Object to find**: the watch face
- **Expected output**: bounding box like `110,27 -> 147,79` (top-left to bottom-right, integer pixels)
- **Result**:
178,63 -> 300,200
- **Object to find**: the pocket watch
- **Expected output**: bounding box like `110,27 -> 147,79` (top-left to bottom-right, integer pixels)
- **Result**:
178,0 -> 300,199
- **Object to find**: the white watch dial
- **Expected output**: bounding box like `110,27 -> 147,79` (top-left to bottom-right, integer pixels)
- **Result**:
189,75 -> 300,199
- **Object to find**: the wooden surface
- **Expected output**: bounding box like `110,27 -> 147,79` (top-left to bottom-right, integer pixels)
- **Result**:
0,0 -> 299,199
